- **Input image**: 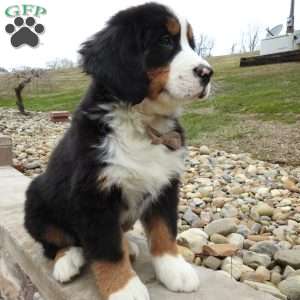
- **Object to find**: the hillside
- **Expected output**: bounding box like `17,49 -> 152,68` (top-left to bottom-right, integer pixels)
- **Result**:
0,54 -> 300,165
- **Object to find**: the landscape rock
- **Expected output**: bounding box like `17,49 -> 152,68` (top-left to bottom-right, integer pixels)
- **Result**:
177,245 -> 195,263
227,233 -> 244,249
255,266 -> 271,282
203,256 -> 222,270
244,281 -> 287,300
274,249 -> 300,269
221,257 -> 253,280
221,204 -> 238,218
283,265 -> 296,278
254,202 -> 274,217
250,241 -> 280,257
177,228 -> 208,253
210,233 -> 229,244
199,145 -> 210,155
240,271 -> 266,283
278,276 -> 300,300
182,208 -> 200,225
243,251 -> 272,268
204,218 -> 237,236
202,244 -> 239,257
24,161 -> 40,170
271,272 -> 282,285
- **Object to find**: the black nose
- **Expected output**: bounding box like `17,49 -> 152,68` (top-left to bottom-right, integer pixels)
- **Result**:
193,65 -> 214,85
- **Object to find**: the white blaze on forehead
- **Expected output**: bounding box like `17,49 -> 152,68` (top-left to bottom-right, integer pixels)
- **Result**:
163,10 -> 211,100
176,13 -> 210,67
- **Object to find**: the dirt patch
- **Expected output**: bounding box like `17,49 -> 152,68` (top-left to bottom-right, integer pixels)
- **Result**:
195,116 -> 300,166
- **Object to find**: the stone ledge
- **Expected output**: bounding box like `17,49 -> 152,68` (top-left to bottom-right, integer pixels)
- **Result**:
0,166 -> 278,300
0,136 -> 12,166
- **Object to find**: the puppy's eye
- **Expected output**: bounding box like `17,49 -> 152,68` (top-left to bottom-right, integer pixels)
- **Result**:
159,35 -> 173,47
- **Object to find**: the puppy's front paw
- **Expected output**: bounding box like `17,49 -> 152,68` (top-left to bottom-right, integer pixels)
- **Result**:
53,247 -> 85,283
108,276 -> 150,300
153,254 -> 199,292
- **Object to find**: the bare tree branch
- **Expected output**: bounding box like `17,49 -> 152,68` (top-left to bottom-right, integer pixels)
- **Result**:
196,34 -> 215,57
11,69 -> 44,115
240,26 -> 261,53
231,42 -> 237,54
46,58 -> 75,69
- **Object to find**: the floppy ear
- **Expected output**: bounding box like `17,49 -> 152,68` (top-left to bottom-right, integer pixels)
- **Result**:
79,25 -> 149,105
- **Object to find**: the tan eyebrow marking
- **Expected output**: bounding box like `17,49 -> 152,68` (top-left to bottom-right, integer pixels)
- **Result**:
166,17 -> 180,35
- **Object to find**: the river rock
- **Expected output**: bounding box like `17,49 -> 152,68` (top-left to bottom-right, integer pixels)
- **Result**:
202,244 -> 239,257
274,249 -> 300,269
243,251 -> 272,268
255,202 -> 274,217
244,281 -> 287,300
227,233 -> 244,249
182,208 -> 200,225
177,228 -> 208,253
204,218 -> 237,236
278,276 -> 300,300
250,241 -> 280,257
255,266 -> 271,282
199,145 -> 210,155
203,256 -> 222,270
210,233 -> 229,244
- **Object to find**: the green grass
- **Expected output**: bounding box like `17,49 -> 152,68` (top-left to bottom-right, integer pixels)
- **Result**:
181,112 -> 236,142
1,56 -> 300,143
0,68 -> 89,112
180,55 -> 300,141
0,90 -> 84,111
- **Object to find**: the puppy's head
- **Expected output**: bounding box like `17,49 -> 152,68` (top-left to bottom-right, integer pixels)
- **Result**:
80,2 -> 213,109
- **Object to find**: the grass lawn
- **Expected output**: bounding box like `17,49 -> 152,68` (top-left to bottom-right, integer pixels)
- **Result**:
0,68 -> 89,111
181,54 -> 300,143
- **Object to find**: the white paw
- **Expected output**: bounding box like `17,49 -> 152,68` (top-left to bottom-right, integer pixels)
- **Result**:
128,240 -> 140,260
108,276 -> 149,300
53,247 -> 85,283
153,254 -> 199,292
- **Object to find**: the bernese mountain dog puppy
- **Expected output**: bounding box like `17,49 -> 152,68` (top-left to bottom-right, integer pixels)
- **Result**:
24,2 -> 213,300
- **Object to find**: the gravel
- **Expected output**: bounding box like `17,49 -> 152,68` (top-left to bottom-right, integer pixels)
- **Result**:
1,108 -> 300,300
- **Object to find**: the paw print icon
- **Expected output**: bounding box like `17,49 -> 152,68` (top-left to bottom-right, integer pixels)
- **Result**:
5,16 -> 44,47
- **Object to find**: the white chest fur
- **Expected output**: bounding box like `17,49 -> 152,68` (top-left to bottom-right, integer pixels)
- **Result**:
98,106 -> 185,224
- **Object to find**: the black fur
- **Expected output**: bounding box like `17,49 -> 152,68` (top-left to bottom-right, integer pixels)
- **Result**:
24,3 -> 186,265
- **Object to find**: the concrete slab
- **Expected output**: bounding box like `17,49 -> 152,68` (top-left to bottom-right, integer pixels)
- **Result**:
0,166 -> 30,209
0,167 -> 278,300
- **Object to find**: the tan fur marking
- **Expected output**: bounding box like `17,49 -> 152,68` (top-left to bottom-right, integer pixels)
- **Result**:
166,17 -> 180,35
44,225 -> 73,247
54,248 -> 69,263
145,217 -> 178,257
91,238 -> 134,299
147,67 -> 170,100
187,24 -> 194,42
98,175 -> 109,191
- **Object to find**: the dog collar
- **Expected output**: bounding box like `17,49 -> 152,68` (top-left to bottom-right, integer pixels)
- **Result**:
145,125 -> 182,151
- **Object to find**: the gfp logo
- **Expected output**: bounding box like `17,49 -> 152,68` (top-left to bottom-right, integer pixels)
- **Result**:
4,5 -> 46,48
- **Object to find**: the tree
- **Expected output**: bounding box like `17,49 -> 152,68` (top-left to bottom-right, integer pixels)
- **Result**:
231,43 -> 237,54
0,67 -> 8,73
240,26 -> 260,53
11,68 -> 44,115
196,34 -> 215,57
46,58 -> 75,69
